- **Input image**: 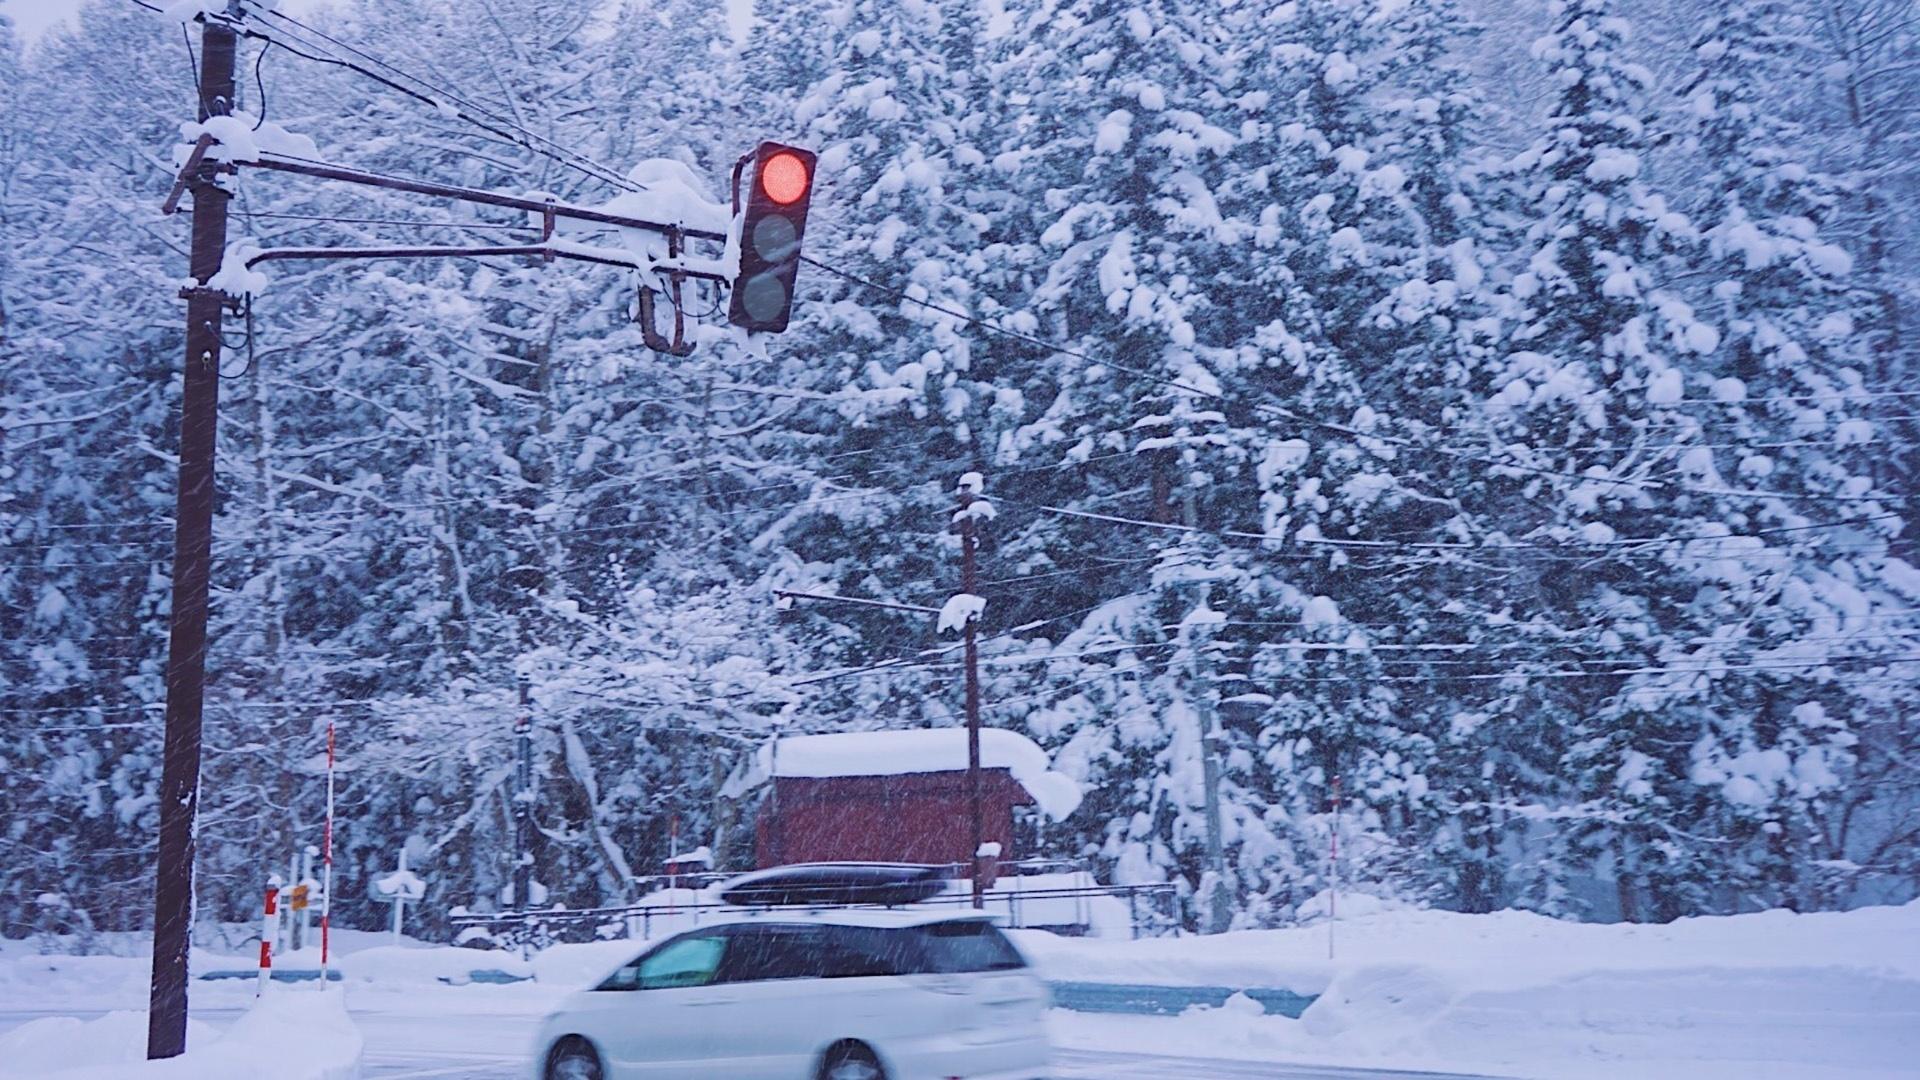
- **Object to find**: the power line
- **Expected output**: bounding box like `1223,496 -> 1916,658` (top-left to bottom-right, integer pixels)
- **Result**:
800,257 -> 1904,508
972,655 -> 1920,710
235,5 -> 644,197
1024,500 -> 1905,557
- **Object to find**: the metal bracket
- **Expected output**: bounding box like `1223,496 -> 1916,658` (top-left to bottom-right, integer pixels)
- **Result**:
636,228 -> 695,357
222,153 -> 737,356
177,285 -> 244,314
162,136 -> 221,216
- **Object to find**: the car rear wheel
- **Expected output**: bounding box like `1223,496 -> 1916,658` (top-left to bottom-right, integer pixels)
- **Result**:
818,1041 -> 887,1080
545,1037 -> 603,1080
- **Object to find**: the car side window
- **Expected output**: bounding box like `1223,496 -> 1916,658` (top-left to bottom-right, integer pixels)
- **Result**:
716,925 -> 821,984
907,920 -> 1027,973
633,932 -> 728,990
816,925 -> 909,979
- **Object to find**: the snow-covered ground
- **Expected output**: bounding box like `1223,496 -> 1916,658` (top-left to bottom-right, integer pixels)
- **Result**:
1020,897 -> 1920,1079
1,901 -> 1915,1078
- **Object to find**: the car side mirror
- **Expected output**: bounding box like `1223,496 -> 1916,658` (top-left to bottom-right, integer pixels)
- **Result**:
596,966 -> 641,991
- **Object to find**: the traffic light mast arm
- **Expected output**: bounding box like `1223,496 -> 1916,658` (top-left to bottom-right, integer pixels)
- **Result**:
241,153 -> 729,244
177,153 -> 733,288
239,241 -> 729,283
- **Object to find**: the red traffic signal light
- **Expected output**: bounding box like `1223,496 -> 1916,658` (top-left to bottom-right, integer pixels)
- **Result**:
730,142 -> 817,334
760,151 -> 811,205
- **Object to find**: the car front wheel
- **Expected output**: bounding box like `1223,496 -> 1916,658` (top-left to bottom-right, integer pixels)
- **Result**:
545,1036 -> 603,1080
818,1041 -> 887,1080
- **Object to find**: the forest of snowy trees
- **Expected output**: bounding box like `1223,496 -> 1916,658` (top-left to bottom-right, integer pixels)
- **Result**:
1,0 -> 1914,939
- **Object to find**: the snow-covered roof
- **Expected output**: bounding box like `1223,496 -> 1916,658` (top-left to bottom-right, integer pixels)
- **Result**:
755,728 -> 1083,821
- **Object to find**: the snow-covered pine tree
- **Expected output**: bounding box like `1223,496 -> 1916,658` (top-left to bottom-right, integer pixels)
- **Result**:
1663,0 -> 1920,912
0,3 -> 234,930
1461,0 -> 1916,920
1466,0 -> 1729,918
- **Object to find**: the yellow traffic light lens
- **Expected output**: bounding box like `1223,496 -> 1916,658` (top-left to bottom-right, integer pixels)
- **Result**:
761,152 -> 810,205
752,215 -> 799,262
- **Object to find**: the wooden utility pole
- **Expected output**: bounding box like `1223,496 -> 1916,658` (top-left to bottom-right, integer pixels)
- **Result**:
148,7 -> 237,1061
958,478 -> 985,909
513,676 -> 534,911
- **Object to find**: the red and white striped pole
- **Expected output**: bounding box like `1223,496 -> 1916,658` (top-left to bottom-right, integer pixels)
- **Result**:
258,874 -> 282,996
319,722 -> 335,987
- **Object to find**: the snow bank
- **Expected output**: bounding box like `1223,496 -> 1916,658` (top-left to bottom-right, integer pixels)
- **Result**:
17,987 -> 360,1080
342,942 -> 530,987
0,1011 -> 215,1078
0,946 -> 253,1012
1023,899 -> 1920,1079
758,727 -> 1084,819
529,939 -> 645,990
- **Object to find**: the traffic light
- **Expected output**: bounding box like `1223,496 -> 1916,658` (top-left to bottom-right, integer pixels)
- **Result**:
729,141 -> 817,333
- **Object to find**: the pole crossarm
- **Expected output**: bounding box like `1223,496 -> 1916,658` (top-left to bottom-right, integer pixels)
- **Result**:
240,242 -> 729,284
246,154 -> 729,243
774,589 -> 942,616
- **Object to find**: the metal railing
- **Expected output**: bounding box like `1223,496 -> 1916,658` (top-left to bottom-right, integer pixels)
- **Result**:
451,880 -> 1180,950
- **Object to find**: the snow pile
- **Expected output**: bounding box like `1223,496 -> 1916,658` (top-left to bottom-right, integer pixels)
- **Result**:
1022,899 -> 1920,1079
342,942 -> 530,987
206,240 -> 268,298
529,939 -> 647,989
0,1011 -> 215,1078
175,113 -> 319,166
758,727 -> 1084,820
14,987 -> 361,1080
936,591 -> 985,632
605,158 -> 730,237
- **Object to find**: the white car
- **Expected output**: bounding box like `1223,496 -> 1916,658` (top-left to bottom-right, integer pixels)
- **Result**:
530,907 -> 1051,1080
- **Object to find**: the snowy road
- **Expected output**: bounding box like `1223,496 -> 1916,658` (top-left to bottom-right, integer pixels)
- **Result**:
0,1004 -> 1504,1079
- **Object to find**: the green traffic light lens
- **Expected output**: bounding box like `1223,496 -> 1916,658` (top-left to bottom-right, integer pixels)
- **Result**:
742,270 -> 790,324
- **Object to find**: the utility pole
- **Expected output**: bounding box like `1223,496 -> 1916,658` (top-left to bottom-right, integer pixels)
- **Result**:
957,477 -> 986,909
1196,654 -> 1232,934
148,7 -> 237,1061
512,676 -> 534,911
1181,483 -> 1232,935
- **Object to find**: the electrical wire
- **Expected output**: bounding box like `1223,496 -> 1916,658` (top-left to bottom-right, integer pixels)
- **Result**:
800,257 -> 1904,508
235,5 -> 643,197
1018,500 -> 1906,557
249,38 -> 270,131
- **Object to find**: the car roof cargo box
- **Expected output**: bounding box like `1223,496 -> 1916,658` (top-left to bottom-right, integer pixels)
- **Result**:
719,862 -> 948,907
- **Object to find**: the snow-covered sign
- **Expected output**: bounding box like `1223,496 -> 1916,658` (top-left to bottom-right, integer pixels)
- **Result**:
370,866 -> 427,902
758,728 -> 1084,821
663,845 -> 714,869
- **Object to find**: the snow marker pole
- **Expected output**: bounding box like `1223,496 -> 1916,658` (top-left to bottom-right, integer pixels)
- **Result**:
319,721 -> 335,987
258,875 -> 282,996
